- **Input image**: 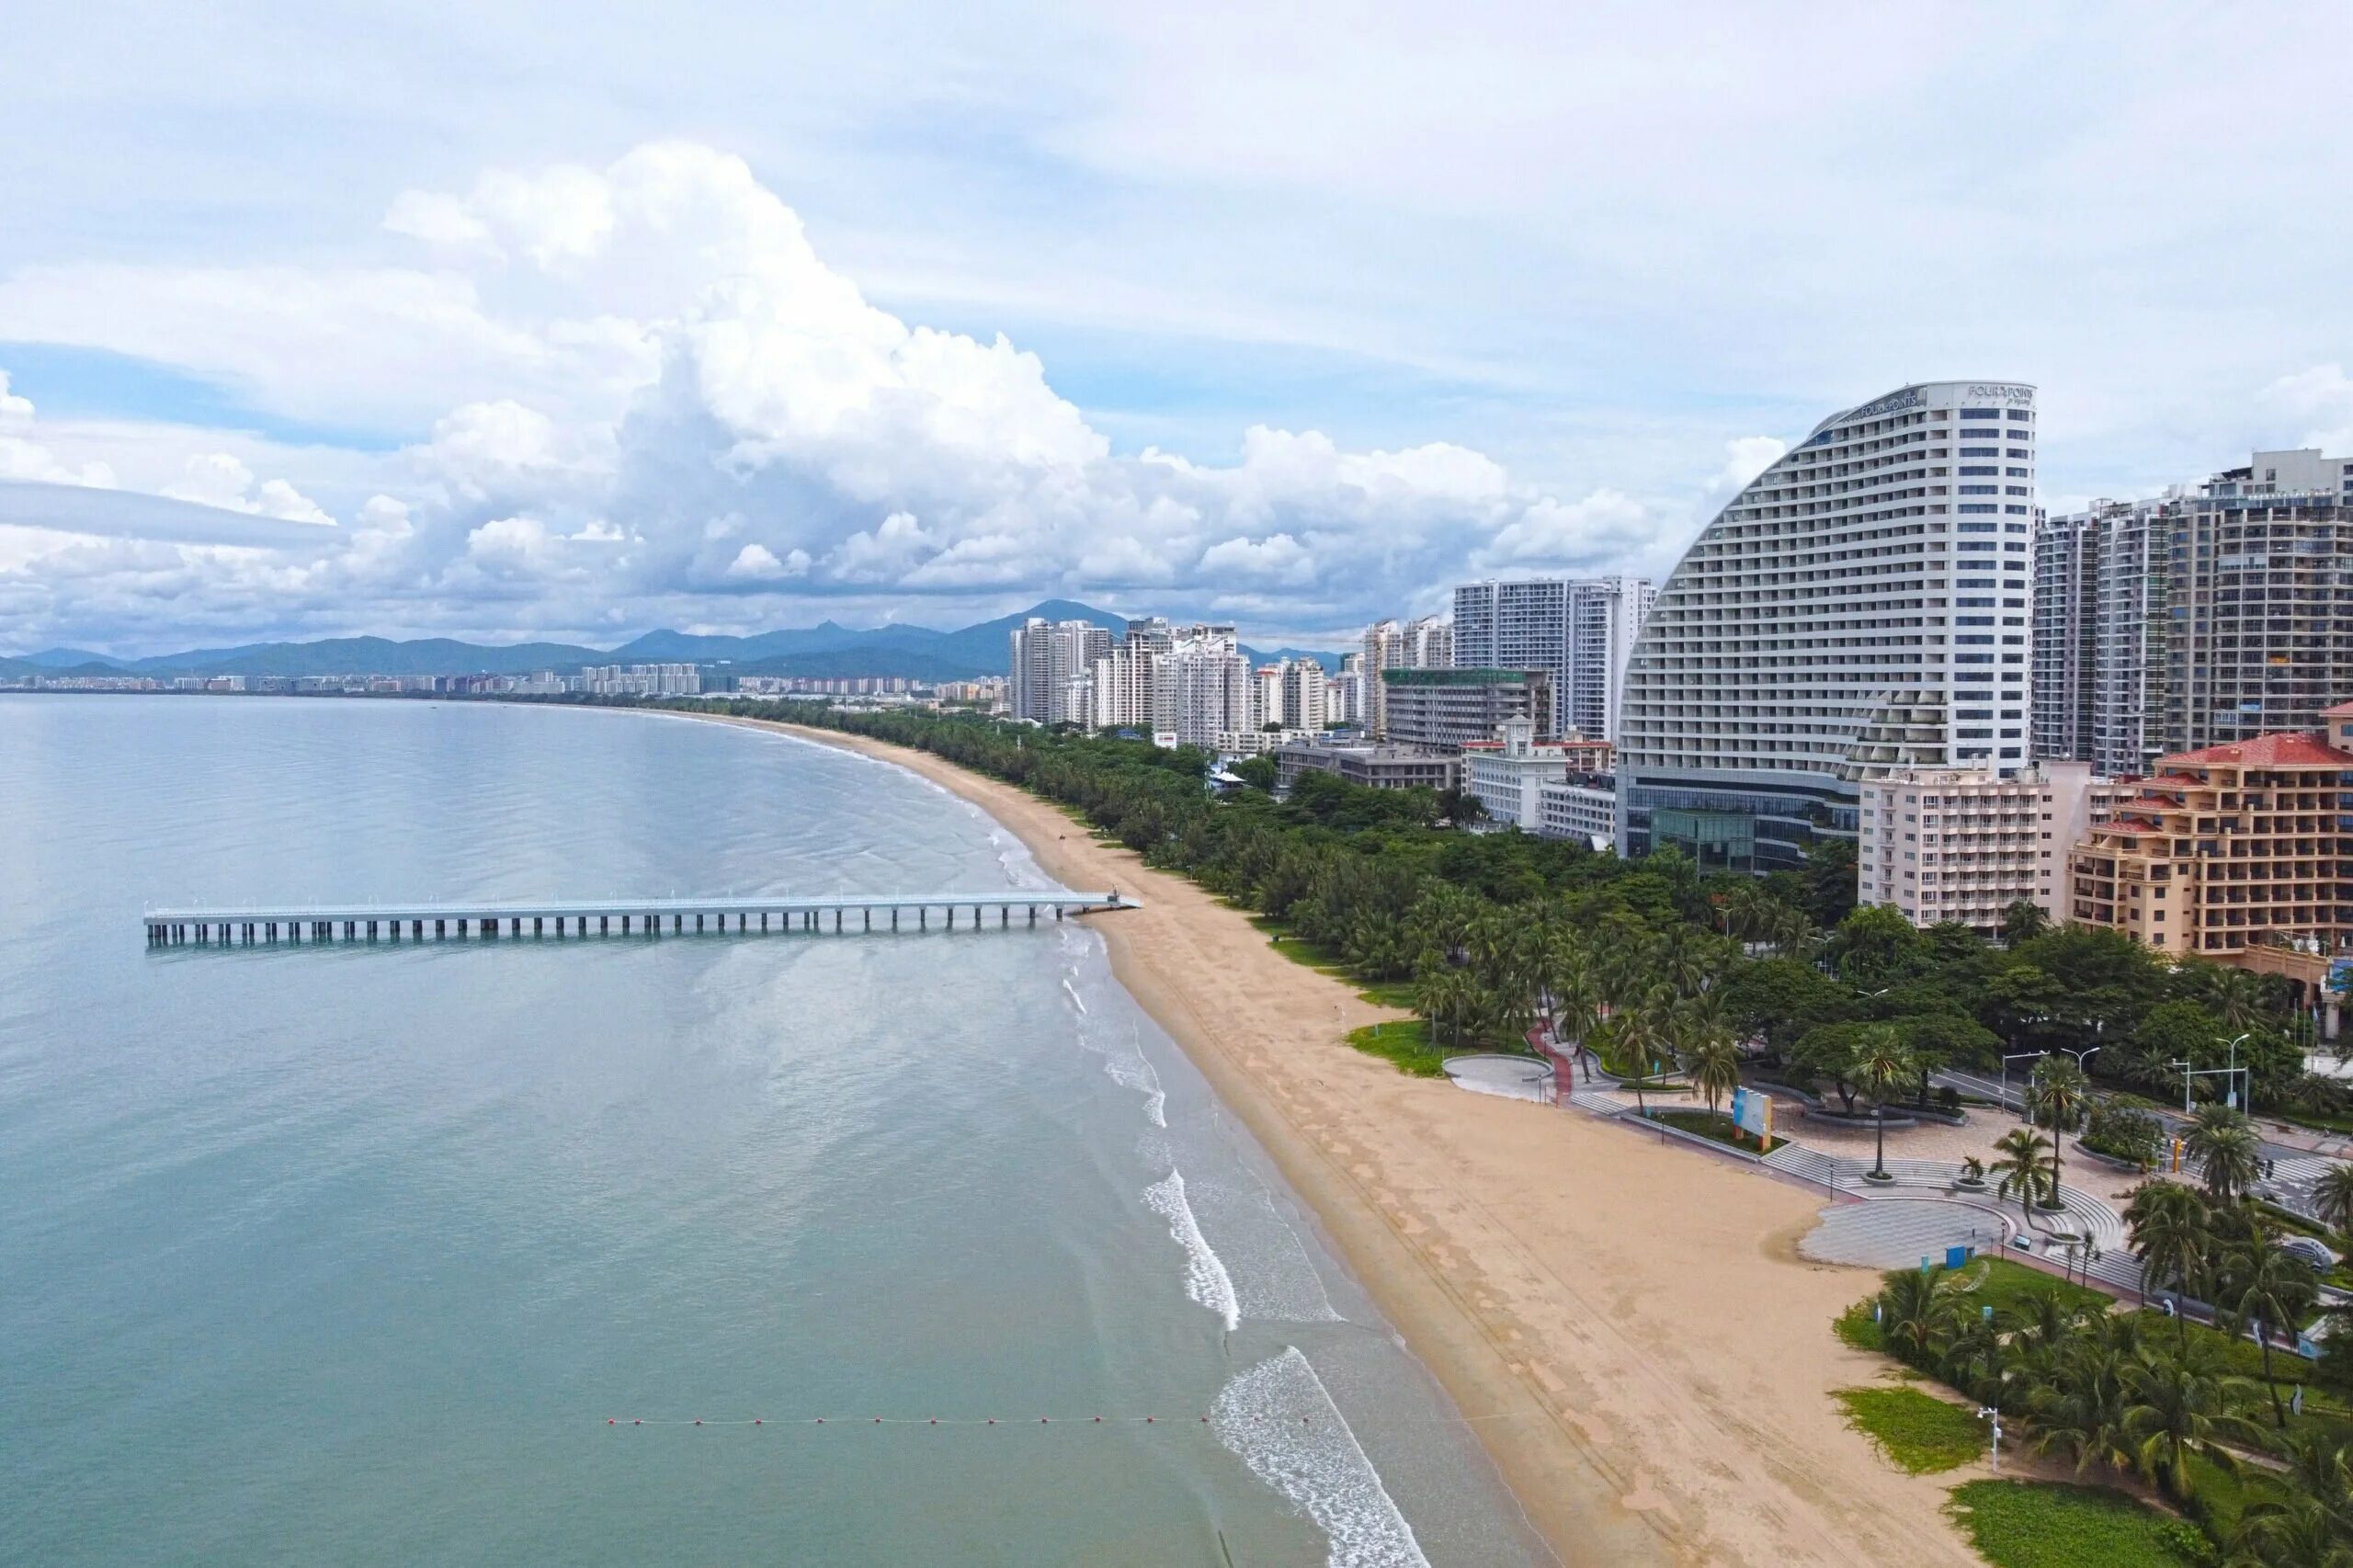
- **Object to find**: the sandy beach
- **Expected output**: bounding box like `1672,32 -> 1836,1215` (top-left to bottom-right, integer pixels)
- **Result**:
711,713 -> 1986,1566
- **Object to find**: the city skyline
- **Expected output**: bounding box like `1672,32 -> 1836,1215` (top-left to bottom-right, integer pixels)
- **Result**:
6,7 -> 2353,654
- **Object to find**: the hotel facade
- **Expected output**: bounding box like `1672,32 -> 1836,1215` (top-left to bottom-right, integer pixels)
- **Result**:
1618,380 -> 2037,869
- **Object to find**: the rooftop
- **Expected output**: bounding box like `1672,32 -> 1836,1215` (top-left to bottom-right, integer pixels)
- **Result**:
2159,732 -> 2353,769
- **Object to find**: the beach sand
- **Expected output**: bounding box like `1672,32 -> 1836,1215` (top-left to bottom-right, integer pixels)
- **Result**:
713,714 -> 1987,1566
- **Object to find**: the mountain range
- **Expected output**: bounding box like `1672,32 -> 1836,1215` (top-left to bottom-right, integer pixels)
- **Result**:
3,601 -> 1344,682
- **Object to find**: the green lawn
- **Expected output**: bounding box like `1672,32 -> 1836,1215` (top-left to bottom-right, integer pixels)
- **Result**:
1943,1481 -> 2198,1568
1655,1108 -> 1781,1154
1954,1256 -> 2115,1318
1835,1386 -> 1985,1474
1248,916 -> 1429,1013
1834,1299 -> 1884,1353
1345,1019 -> 1449,1078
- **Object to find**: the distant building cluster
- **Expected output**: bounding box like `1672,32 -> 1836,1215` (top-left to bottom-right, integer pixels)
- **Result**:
580,663 -> 702,697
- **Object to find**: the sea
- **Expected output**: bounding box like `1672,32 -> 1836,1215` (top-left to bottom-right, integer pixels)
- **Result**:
0,696 -> 1547,1567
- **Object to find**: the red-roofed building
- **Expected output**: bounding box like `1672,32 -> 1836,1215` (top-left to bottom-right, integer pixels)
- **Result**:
2070,724 -> 2353,1032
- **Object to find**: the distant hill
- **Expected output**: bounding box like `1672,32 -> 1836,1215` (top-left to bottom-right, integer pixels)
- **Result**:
7,599 -> 1143,682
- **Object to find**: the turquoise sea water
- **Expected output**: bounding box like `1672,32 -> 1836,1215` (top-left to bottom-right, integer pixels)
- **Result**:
0,697 -> 1544,1566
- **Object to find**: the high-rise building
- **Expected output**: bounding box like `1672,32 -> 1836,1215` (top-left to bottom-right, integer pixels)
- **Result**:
1360,615 -> 1453,737
2035,449 -> 2353,776
1150,624 -> 1253,747
1278,659 -> 1328,731
1618,380 -> 2039,869
1450,576 -> 1653,741
1088,617 -> 1172,731
1010,618 -> 1112,725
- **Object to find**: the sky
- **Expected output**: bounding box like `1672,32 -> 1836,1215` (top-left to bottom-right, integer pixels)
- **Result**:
6,2 -> 2353,657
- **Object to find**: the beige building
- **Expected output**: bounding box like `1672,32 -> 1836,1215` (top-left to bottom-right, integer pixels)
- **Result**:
1861,761 -> 2127,936
2069,713 -> 2353,1028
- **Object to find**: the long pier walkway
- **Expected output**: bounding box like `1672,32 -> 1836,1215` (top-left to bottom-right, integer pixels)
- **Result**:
145,891 -> 1132,946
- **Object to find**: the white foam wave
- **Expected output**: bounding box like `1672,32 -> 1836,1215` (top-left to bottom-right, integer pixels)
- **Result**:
1212,1347 -> 1428,1568
1185,1168 -> 1344,1324
1141,1169 -> 1240,1331
1061,977 -> 1088,1016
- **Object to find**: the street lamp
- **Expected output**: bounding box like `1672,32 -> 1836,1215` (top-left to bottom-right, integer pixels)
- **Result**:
1976,1406 -> 2003,1472
1999,1051 -> 2042,1122
2060,1045 -> 2101,1072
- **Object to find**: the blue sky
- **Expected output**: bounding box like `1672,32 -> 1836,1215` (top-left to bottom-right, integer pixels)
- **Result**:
4,2 -> 2352,655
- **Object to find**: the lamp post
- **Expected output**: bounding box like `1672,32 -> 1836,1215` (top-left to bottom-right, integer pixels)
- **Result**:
1999,1051 -> 2042,1121
1976,1406 -> 2003,1473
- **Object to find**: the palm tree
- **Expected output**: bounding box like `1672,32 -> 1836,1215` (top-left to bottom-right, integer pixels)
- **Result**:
2026,1055 -> 2092,1213
1853,1027 -> 1915,1180
2192,1122 -> 2265,1207
2028,1336 -> 2136,1480
2124,1182 -> 2212,1342
1876,1265 -> 1970,1364
2232,1430 -> 2353,1567
1684,1030 -> 1742,1126
2315,1164 -> 2353,1240
1990,1128 -> 2060,1227
2119,1335 -> 2266,1504
1615,1003 -> 1667,1120
2230,1246 -> 2323,1428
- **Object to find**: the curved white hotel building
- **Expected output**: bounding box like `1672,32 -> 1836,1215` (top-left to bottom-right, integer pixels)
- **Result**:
1617,381 -> 2037,870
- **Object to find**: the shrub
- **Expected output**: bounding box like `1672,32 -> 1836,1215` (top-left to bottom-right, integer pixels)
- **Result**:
2083,1102 -> 2163,1169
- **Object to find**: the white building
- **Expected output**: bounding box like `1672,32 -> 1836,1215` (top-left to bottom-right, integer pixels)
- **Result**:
1859,760 -> 2128,936
1459,716 -> 1598,831
1619,380 -> 2038,870
1278,658 -> 1328,731
1536,776 -> 1618,850
1150,624 -> 1253,747
1251,664 -> 1284,732
1089,617 -> 1171,731
1451,576 -> 1654,742
582,663 -> 702,697
1010,618 -> 1111,725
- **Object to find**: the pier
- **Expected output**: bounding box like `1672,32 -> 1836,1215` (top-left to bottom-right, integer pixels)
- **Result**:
144,891 -> 1133,947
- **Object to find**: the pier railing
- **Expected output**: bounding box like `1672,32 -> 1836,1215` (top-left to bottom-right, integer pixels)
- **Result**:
145,892 -> 1132,946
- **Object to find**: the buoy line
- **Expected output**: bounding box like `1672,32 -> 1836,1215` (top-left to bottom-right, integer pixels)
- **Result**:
602,1413 -> 1315,1427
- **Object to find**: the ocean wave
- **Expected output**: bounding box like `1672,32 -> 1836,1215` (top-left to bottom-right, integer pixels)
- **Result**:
1141,1169 -> 1239,1331
1212,1347 -> 1428,1568
1061,977 -> 1089,1017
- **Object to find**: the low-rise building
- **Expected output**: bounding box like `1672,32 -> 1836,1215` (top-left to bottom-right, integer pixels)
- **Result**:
1379,667 -> 1553,752
1274,739 -> 1458,793
1460,717 -> 1612,831
2069,722 -> 2353,1030
1860,761 -> 2126,937
1537,773 -> 1618,849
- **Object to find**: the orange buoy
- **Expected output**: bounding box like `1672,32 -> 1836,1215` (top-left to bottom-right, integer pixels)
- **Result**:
608,1418 -> 616,1425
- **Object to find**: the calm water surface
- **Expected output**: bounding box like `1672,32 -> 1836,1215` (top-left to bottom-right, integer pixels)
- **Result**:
0,697 -> 1545,1566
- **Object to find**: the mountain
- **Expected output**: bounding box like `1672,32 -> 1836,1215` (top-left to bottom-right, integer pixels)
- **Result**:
6,599 -> 1137,682
1243,645 -> 1345,671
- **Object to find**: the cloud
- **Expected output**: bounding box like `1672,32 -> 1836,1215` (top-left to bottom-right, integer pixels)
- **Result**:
723,542 -> 810,580
0,370 -> 118,489
162,452 -> 335,524
1718,436 -> 1788,491
2264,365 -> 2353,454
0,141 -> 1743,651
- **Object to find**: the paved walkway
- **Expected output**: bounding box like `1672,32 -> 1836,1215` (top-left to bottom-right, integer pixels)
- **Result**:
1800,1198 -> 2010,1270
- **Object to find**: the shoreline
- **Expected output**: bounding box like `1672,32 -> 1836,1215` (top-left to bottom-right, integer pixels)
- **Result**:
693,710 -> 1985,1567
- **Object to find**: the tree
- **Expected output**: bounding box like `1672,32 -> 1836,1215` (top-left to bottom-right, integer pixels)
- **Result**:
1718,958 -> 1851,1060
2125,1182 -> 2211,1329
2228,1246 -> 2323,1427
2120,1335 -> 2265,1504
2315,1164 -> 2353,1239
1790,1021 -> 1879,1114
2185,1106 -> 2264,1206
2025,1055 -> 2092,1210
2232,1430 -> 2353,1566
1853,1027 -> 1915,1180
1990,1128 -> 2059,1225
1824,905 -> 1930,990
1684,1021 -> 1741,1116
1800,835 -> 1859,926
1999,898 -> 2052,947
1229,755 -> 1279,791
1875,1265 -> 1971,1365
